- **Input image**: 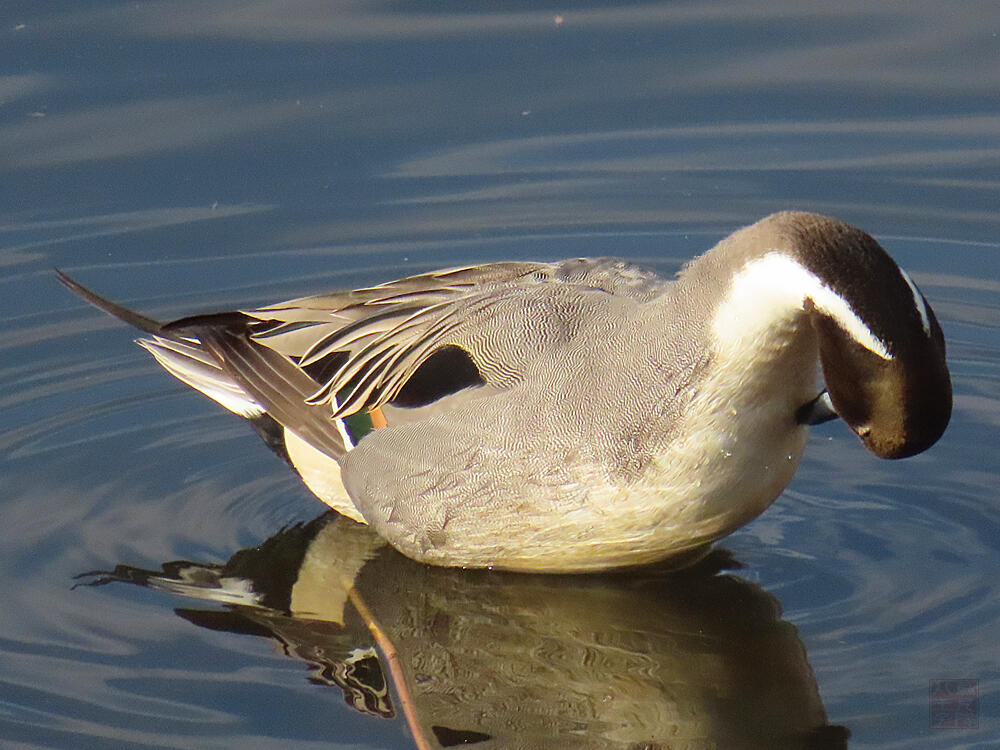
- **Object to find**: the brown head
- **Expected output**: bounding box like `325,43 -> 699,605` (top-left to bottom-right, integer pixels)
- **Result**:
778,212 -> 951,458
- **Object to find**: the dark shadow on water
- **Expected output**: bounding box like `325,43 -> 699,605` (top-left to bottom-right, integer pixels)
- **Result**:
78,512 -> 850,750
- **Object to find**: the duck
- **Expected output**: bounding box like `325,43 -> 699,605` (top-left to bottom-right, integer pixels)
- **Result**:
58,211 -> 951,572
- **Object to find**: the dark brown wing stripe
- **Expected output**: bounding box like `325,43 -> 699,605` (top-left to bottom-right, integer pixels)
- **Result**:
195,327 -> 348,460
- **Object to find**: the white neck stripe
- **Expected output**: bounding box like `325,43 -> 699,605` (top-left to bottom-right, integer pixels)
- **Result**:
898,268 -> 932,336
713,253 -> 893,361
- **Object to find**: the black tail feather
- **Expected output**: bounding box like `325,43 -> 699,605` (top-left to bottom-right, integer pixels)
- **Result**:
55,268 -> 165,335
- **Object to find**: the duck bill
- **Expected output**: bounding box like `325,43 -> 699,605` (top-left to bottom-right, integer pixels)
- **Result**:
812,314 -> 952,459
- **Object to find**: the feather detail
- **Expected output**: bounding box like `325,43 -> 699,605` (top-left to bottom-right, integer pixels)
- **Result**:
233,258 -> 668,420
138,335 -> 266,418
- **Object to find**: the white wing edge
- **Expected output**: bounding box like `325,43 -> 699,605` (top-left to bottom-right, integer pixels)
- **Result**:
138,335 -> 267,418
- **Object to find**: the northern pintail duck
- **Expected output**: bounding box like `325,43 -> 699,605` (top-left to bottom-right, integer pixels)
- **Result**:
59,211 -> 951,572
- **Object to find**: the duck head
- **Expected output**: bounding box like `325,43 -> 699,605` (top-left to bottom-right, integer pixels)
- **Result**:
792,215 -> 951,458
704,211 -> 951,459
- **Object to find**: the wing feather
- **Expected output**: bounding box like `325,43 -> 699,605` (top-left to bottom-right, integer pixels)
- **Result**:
196,327 -> 351,460
238,257 -> 668,418
59,258 -> 669,462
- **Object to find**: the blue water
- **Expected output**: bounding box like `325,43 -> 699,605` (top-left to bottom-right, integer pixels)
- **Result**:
2,2 -> 999,748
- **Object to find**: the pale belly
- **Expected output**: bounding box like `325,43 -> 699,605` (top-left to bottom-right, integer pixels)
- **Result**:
393,408 -> 807,573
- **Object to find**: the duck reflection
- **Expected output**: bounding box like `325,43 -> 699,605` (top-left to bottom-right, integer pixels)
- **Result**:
81,513 -> 849,749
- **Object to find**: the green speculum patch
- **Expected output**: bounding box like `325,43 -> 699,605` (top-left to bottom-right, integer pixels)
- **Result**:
341,409 -> 376,446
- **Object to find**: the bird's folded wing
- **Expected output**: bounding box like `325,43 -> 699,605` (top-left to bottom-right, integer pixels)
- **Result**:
243,258 -> 667,419
194,326 -> 353,460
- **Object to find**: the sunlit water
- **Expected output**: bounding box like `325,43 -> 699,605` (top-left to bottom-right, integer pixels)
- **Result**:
2,2 -> 999,748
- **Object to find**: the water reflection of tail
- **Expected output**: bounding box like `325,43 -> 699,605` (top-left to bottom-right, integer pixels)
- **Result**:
79,513 -> 850,749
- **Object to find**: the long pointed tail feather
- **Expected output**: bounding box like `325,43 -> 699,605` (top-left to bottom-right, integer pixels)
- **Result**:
57,269 -> 349,461
55,268 -> 165,335
57,269 -> 265,418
